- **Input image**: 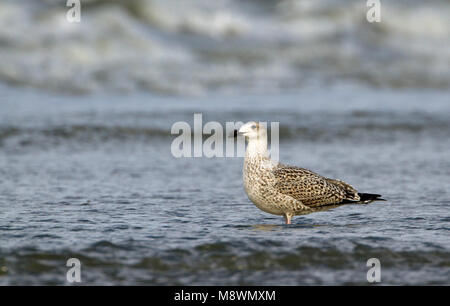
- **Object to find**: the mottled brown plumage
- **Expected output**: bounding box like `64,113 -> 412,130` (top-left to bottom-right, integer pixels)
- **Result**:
238,121 -> 385,224
273,165 -> 360,207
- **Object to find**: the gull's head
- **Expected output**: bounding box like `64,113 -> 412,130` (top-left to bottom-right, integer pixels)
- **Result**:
237,121 -> 267,141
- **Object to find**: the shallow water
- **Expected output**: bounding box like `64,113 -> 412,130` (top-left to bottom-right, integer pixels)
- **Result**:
0,85 -> 449,285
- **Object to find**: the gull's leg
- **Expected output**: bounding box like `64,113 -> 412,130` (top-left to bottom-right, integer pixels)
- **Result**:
283,213 -> 293,225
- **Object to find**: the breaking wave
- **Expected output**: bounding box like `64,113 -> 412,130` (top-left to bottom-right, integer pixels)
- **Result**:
1,0 -> 450,95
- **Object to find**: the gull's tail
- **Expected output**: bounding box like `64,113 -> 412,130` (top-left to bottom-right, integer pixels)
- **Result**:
339,193 -> 386,205
356,193 -> 386,204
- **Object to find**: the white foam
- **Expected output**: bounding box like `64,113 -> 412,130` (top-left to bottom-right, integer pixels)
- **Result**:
0,0 -> 449,94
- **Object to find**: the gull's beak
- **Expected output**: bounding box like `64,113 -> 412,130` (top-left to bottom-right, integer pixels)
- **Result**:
234,130 -> 246,138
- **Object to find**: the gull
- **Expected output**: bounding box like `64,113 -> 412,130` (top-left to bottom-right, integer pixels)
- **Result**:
237,122 -> 385,224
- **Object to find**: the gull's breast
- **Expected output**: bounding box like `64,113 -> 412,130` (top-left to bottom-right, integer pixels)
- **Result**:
243,159 -> 285,215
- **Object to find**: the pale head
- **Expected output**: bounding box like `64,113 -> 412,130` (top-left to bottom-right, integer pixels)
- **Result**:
238,121 -> 272,159
238,121 -> 267,141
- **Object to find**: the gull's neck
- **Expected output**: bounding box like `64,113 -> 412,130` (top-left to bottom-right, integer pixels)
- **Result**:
246,136 -> 269,160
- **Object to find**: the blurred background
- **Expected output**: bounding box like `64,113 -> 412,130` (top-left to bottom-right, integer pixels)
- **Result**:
1,0 -> 449,94
0,0 -> 449,285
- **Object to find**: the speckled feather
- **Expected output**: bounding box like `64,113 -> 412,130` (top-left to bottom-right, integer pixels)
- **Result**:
239,121 -> 382,222
243,156 -> 360,216
243,156 -> 312,216
273,164 -> 360,207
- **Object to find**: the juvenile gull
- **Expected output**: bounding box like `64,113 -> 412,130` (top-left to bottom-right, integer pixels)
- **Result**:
237,122 -> 385,224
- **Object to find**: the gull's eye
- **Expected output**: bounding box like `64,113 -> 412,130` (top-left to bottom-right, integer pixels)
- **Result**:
251,125 -> 257,129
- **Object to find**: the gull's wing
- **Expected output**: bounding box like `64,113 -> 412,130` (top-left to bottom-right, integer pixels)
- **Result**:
272,164 -> 360,207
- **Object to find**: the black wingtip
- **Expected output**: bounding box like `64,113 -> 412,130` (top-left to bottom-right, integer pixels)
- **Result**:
358,193 -> 386,202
